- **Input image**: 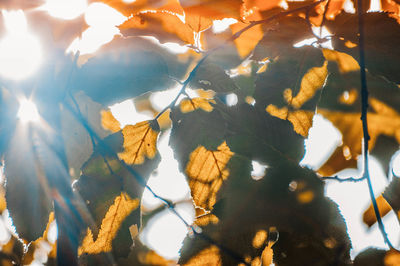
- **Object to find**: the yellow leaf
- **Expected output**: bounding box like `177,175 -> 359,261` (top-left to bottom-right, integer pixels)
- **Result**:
266,105 -> 314,137
101,110 -> 121,133
118,120 -> 160,165
180,97 -> 215,113
184,245 -> 222,266
79,193 -> 139,254
195,213 -> 219,226
318,99 -> 400,175
323,49 -> 359,73
318,147 -> 357,176
385,249 -> 400,266
290,61 -> 328,109
363,194 -> 393,228
186,141 -> 234,210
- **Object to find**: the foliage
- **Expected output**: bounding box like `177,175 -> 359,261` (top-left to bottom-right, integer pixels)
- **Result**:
0,0 -> 400,265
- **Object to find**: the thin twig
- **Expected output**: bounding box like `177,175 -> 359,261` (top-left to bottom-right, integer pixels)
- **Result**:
357,0 -> 395,250
321,175 -> 366,182
64,101 -> 250,265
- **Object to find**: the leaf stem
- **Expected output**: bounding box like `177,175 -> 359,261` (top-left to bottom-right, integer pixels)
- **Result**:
357,0 -> 395,250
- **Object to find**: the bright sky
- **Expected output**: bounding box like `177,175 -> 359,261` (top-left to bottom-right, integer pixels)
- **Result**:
3,0 -> 400,264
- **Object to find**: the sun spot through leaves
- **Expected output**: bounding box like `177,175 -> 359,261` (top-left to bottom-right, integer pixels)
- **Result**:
79,193 -> 139,254
186,141 -> 233,210
118,120 -> 160,165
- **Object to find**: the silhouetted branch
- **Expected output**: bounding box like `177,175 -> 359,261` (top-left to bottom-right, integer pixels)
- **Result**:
321,175 -> 365,182
357,0 -> 396,250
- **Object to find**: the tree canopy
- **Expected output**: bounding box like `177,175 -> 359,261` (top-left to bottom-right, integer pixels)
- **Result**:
0,0 -> 400,265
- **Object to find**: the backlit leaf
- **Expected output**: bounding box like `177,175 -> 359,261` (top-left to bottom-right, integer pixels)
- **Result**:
326,12 -> 400,83
180,97 -> 215,113
230,10 -> 263,58
118,120 -> 160,165
186,141 -> 234,209
189,61 -> 239,94
101,110 -> 121,133
318,99 -> 400,175
79,193 -> 139,254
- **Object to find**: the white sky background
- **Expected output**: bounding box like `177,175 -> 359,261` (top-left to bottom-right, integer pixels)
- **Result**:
1,0 -> 400,264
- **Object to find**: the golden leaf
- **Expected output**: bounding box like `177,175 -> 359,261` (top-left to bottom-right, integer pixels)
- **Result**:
385,249 -> 400,266
184,245 -> 222,266
195,213 -> 219,226
289,61 -> 328,109
363,194 -> 394,228
79,193 -> 139,254
266,105 -> 314,137
22,212 -> 56,265
318,99 -> 400,175
118,120 -> 160,165
323,49 -> 359,73
180,97 -> 215,113
186,141 -> 233,210
101,110 -> 121,133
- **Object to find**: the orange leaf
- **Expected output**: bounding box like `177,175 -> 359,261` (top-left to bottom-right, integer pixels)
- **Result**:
184,245 -> 222,266
119,120 -> 160,165
230,10 -> 263,58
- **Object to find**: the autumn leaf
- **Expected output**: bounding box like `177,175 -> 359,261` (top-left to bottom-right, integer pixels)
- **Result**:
180,0 -> 243,20
186,141 -> 234,209
118,120 -> 160,165
180,97 -> 215,113
72,37 -> 179,105
254,46 -> 326,137
326,12 -> 400,84
230,9 -> 264,58
79,193 -> 139,254
322,49 -> 359,73
317,99 -> 400,175
101,109 -> 121,133
266,105 -> 314,137
184,245 -> 222,266
189,61 -> 239,94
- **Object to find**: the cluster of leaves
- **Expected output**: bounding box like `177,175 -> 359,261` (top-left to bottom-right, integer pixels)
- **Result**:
1,0 -> 400,265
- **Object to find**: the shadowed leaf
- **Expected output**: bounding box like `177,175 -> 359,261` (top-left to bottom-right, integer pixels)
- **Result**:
79,193 -> 139,254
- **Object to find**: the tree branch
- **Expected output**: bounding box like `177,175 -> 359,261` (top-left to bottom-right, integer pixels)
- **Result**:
357,0 -> 396,250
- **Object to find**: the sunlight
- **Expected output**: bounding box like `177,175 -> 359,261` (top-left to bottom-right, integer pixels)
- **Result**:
42,0 -> 87,20
251,161 -> 268,181
17,99 -> 40,123
0,10 -> 42,80
66,3 -> 126,55
212,18 -> 238,33
109,99 -> 153,127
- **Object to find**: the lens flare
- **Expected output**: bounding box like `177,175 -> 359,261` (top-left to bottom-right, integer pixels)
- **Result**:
0,10 -> 42,80
17,99 -> 40,123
